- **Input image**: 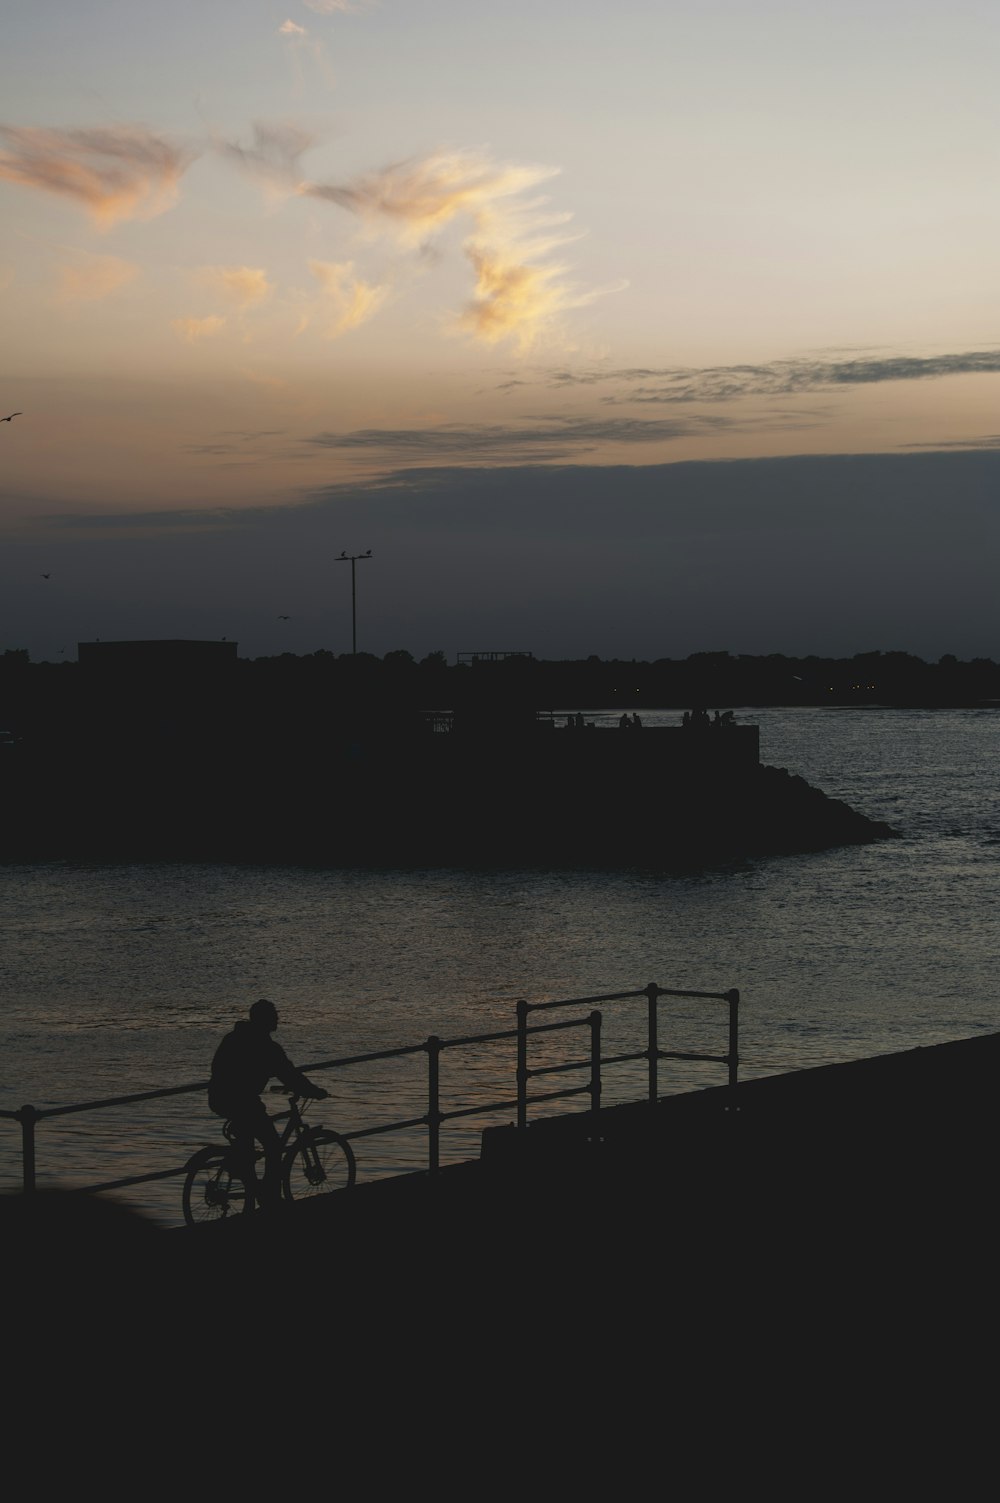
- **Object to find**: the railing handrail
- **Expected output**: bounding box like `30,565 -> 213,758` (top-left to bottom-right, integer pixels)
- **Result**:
0,1040 -> 440,1126
4,981 -> 739,1208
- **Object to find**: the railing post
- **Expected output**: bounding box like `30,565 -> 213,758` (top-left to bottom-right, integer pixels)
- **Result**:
645,982 -> 660,1103
726,989 -> 740,1091
516,999 -> 529,1129
426,1035 -> 442,1175
589,1011 -> 602,1115
16,1104 -> 38,1194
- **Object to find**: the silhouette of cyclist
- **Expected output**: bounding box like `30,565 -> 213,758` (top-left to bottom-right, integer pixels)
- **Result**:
209,999 -> 328,1210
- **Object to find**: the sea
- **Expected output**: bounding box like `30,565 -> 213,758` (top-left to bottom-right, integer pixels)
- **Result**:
2,704 -> 997,1226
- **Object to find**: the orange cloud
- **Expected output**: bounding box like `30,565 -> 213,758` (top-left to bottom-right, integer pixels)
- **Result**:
459,249 -> 568,351
304,150 -> 559,246
277,16 -> 335,88
196,265 -> 273,308
302,146 -> 624,347
458,231 -> 626,351
172,315 -> 226,343
0,124 -> 196,227
55,254 -> 139,303
308,259 -> 389,337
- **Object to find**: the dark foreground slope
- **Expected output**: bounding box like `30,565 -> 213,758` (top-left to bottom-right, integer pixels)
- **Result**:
7,1036 -> 997,1456
8,1035 -> 996,1493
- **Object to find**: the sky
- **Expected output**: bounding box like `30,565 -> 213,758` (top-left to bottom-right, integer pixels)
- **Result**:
1,0 -> 998,663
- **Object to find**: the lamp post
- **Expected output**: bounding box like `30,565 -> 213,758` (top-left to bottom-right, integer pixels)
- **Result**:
336,549 -> 372,654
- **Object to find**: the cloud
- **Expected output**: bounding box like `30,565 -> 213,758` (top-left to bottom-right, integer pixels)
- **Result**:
459,243 -> 623,352
802,352 -> 1000,388
303,147 -> 623,348
237,144 -> 561,265
904,433 -> 1000,450
54,253 -> 139,303
306,412 -> 733,463
217,120 -> 317,199
196,265 -> 273,308
304,149 -> 559,244
459,249 -> 567,351
0,122 -> 615,350
210,136 -> 622,348
277,16 -> 335,88
307,259 -> 389,336
0,124 -> 195,227
551,349 -> 1000,404
171,315 -> 226,343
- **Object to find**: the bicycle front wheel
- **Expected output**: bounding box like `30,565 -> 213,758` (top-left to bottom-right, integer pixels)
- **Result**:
282,1130 -> 356,1201
182,1147 -> 254,1227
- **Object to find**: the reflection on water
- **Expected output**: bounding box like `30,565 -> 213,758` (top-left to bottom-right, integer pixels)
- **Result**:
2,706 -> 998,1224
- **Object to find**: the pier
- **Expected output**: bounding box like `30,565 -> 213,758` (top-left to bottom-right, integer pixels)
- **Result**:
9,1027 -> 996,1292
170,1029 -> 1000,1264
8,1026 -> 994,1468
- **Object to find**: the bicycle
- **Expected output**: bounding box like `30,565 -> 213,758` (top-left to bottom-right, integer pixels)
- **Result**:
182,1088 -> 356,1227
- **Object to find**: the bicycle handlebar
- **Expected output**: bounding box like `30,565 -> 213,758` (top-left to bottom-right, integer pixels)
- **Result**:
268,1086 -> 328,1102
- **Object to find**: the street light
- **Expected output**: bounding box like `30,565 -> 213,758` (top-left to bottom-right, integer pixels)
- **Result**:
336,549 -> 372,655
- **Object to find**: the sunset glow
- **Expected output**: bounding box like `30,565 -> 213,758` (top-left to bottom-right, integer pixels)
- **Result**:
2,2 -> 998,661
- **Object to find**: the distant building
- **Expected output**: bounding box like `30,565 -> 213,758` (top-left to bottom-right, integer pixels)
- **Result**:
455,651 -> 534,666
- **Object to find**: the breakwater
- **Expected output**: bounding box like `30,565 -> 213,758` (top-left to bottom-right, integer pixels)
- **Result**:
3,719 -> 896,865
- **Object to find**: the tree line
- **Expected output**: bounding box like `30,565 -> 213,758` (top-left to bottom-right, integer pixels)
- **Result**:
1,646 -> 998,736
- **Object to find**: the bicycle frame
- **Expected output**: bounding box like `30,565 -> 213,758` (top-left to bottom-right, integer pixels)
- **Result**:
223,1092 -> 325,1195
270,1091 -> 317,1151
182,1085 -> 359,1227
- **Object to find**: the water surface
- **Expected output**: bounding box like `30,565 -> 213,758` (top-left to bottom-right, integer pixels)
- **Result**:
3,706 -> 996,1222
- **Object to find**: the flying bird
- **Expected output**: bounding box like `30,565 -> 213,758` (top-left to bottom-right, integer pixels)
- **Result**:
41,573 -> 51,580
277,614 -> 291,620
2,412 -> 22,422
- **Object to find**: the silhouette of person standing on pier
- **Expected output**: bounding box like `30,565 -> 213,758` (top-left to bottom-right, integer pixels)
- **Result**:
208,999 -> 328,1210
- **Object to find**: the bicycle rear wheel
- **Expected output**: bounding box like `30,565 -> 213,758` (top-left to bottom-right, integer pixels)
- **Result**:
182,1146 -> 254,1226
282,1130 -> 356,1201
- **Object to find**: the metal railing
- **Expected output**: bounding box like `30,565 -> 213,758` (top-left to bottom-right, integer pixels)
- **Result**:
2,982 -> 738,1205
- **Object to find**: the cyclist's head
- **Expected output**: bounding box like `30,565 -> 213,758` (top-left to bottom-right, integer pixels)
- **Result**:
249,998 -> 279,1032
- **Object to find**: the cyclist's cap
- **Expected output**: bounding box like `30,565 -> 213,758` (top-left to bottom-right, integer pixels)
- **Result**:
250,998 -> 278,1029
